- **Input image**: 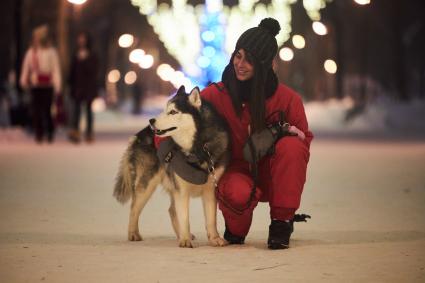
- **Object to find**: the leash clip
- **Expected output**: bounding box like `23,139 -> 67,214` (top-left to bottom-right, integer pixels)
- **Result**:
164,151 -> 173,163
279,121 -> 290,128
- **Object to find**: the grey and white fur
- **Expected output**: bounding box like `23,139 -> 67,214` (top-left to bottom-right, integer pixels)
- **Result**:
114,86 -> 230,248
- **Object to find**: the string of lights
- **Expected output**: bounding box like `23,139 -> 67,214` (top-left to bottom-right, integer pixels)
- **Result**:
107,0 -> 371,89
128,0 -> 336,87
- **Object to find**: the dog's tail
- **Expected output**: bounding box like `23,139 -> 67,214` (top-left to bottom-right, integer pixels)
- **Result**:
113,136 -> 138,204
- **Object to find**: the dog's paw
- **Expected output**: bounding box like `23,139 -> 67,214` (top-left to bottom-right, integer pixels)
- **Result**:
178,239 -> 194,248
209,236 -> 227,247
128,231 -> 143,241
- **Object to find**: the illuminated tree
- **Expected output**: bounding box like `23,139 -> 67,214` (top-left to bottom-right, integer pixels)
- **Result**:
130,0 -> 333,87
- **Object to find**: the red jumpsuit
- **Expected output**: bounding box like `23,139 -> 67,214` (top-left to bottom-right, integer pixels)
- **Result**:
201,82 -> 313,237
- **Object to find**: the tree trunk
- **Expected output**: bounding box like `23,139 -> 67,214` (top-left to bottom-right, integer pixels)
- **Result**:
330,0 -> 344,99
57,0 -> 69,85
14,0 -> 23,94
393,0 -> 408,101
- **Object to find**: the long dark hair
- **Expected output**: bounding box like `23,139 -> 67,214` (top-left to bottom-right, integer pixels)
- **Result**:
222,50 -> 278,132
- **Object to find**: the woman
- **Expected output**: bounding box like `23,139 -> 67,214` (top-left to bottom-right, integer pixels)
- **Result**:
68,31 -> 99,143
20,25 -> 61,143
200,18 -> 313,249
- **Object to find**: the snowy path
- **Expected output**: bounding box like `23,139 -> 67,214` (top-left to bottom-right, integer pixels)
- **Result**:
1,129 -> 425,282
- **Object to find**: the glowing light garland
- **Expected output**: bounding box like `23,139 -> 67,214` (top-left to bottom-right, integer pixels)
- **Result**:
303,0 -> 333,21
131,0 -> 333,86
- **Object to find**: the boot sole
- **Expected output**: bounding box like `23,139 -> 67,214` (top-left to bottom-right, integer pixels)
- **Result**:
268,243 -> 289,250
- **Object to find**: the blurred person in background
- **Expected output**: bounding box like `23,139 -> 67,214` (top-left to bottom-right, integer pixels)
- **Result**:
0,83 -> 9,127
20,24 -> 61,143
68,31 -> 99,144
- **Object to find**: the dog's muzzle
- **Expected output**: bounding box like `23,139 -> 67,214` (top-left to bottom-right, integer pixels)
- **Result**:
149,118 -> 177,136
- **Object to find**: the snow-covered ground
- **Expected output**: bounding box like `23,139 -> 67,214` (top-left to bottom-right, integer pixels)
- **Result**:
306,95 -> 425,138
2,93 -> 425,143
0,95 -> 424,282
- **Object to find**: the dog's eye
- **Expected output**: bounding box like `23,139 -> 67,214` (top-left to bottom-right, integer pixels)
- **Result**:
168,110 -> 178,115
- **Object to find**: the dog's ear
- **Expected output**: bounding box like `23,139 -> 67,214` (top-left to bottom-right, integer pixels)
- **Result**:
188,87 -> 202,109
176,85 -> 186,96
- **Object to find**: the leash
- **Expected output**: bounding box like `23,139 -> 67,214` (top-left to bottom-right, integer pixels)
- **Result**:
204,143 -> 257,216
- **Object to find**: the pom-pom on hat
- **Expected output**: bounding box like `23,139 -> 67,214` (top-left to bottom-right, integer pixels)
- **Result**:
234,18 -> 281,69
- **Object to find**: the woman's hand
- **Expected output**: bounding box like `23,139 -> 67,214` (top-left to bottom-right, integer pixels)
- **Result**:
288,125 -> 305,140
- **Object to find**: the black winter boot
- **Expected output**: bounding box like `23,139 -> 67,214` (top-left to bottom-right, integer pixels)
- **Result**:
267,220 -> 293,250
224,228 -> 245,245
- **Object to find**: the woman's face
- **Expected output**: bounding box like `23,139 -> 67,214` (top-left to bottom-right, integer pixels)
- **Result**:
233,49 -> 254,81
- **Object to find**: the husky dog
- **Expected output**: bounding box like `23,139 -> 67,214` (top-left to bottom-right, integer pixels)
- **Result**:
114,86 -> 230,248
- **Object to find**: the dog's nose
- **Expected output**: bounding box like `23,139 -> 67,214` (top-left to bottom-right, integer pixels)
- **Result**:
149,118 -> 156,126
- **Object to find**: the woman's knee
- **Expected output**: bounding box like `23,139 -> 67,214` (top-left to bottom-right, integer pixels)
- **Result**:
218,172 -> 255,209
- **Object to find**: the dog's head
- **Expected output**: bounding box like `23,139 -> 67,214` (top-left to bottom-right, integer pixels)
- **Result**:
149,86 -> 202,149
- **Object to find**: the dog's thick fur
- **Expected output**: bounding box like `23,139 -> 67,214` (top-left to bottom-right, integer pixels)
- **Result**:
114,86 -> 230,248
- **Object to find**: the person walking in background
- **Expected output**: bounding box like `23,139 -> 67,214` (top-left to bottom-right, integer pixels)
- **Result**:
68,31 -> 99,144
20,24 -> 61,143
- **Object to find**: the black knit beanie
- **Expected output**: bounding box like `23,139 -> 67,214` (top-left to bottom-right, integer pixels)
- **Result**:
234,18 -> 281,69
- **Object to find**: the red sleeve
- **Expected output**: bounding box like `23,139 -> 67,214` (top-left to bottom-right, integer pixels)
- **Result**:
287,93 -> 313,148
201,83 -> 229,120
200,84 -> 219,104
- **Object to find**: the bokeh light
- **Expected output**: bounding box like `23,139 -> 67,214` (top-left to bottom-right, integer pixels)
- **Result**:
157,64 -> 175,81
91,97 -> 106,113
124,71 -> 137,85
129,49 -> 145,64
292,35 -> 306,49
279,47 -> 294,62
201,31 -> 215,42
107,69 -> 120,83
67,0 -> 87,4
139,54 -> 154,69
118,34 -> 134,48
170,71 -> 185,88
197,56 -> 211,68
202,46 -> 216,58
354,0 -> 371,5
312,21 -> 328,35
324,59 -> 338,74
